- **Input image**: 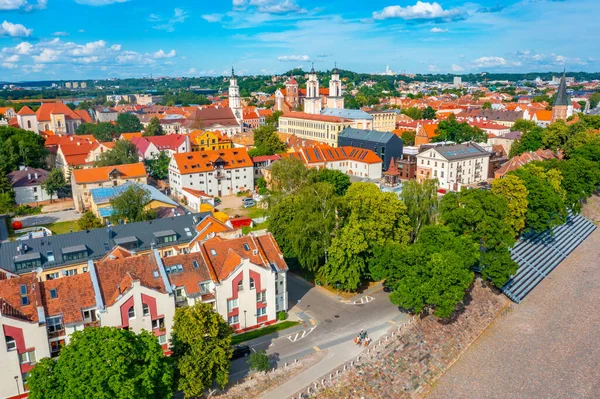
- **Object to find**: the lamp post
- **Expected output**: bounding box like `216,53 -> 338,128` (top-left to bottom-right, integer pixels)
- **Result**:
14,376 -> 20,396
243,310 -> 247,331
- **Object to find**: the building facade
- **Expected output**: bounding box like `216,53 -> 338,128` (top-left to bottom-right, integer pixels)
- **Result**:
338,128 -> 404,171
7,168 -> 51,205
278,112 -> 352,148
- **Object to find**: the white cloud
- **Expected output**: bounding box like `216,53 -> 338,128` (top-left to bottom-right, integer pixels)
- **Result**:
202,14 -> 223,23
110,44 -> 121,51
78,29 -> 85,33
152,8 -> 189,32
74,0 -> 129,5
74,56 -> 99,63
2,62 -> 18,69
152,49 -> 176,59
4,54 -> 19,62
373,1 -> 466,22
473,56 -> 507,68
188,68 -> 197,74
33,48 -> 61,63
0,0 -> 46,12
14,41 -> 33,54
233,0 -> 302,14
430,27 -> 447,33
278,54 -> 310,62
0,20 -> 33,37
69,40 -> 106,56
53,31 -> 69,36
451,64 -> 464,72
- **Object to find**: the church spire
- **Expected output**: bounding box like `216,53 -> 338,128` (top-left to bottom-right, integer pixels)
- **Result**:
310,62 -> 315,74
231,66 -> 235,78
553,68 -> 569,107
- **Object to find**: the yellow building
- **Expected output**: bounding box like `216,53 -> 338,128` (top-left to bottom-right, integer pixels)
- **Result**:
278,112 -> 352,147
189,130 -> 232,152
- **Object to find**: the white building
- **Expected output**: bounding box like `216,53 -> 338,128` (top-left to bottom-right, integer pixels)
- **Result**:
416,142 -> 490,190
290,145 -> 383,180
304,65 -> 322,115
327,65 -> 344,109
453,76 -> 463,88
229,67 -> 243,123
7,167 -> 52,204
169,148 -> 254,198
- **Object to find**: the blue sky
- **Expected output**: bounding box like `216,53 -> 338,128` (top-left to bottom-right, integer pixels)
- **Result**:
0,0 -> 599,81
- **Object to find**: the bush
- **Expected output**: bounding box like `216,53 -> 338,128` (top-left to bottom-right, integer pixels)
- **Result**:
277,311 -> 287,321
14,204 -> 43,216
78,210 -> 104,230
247,351 -> 270,372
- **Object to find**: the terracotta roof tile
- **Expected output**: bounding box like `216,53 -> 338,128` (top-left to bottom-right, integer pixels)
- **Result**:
164,252 -> 215,295
173,148 -> 252,175
40,273 -> 96,325
72,163 -> 146,184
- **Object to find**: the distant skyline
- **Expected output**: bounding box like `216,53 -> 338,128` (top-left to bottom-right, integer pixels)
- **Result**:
0,0 -> 599,81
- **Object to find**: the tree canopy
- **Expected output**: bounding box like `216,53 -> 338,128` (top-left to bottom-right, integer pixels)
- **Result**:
491,174 -> 529,236
76,122 -> 117,142
94,140 -> 139,167
27,327 -> 173,399
144,151 -> 170,180
116,113 -> 143,134
313,168 -> 351,196
248,125 -> 287,157
400,179 -> 439,243
109,185 -> 155,224
144,117 -> 164,136
171,303 -> 233,398
0,126 -> 48,173
431,115 -> 487,143
42,169 -> 67,203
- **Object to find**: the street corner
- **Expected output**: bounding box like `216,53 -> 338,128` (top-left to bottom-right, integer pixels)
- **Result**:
346,295 -> 375,305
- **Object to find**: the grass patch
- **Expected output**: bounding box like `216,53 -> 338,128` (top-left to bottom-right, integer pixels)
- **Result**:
246,207 -> 267,219
242,221 -> 268,234
231,321 -> 299,345
42,221 -> 81,235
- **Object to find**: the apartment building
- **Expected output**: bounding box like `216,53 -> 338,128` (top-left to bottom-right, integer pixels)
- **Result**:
366,109 -> 399,132
278,112 -> 352,147
0,232 -> 288,399
169,148 -> 253,198
416,142 -> 490,190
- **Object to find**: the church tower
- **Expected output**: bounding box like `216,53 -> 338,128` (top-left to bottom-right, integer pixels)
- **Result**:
229,67 -> 242,121
303,64 -> 322,115
285,76 -> 299,108
551,69 -> 572,123
327,63 -> 344,109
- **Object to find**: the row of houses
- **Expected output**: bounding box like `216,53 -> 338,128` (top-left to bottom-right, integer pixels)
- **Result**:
0,213 -> 288,399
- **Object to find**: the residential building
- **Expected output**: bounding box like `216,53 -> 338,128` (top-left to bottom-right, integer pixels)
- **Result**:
460,109 -> 526,127
71,163 -> 147,212
7,167 -> 51,204
252,155 -> 281,180
0,231 -> 288,399
533,110 -> 553,127
130,134 -> 190,159
488,145 -> 509,178
169,148 -> 253,198
92,106 -> 118,122
0,107 -> 16,119
287,145 -> 383,179
278,112 -> 352,147
396,146 -> 419,180
415,122 -> 439,146
338,128 -> 404,171
189,130 -> 232,152
89,181 -> 178,220
494,148 -> 558,179
321,108 -> 373,130
367,109 -> 399,132
489,130 -> 522,154
134,94 -> 162,106
189,107 -> 241,137
180,188 -> 215,212
17,102 -> 92,135
416,142 -> 491,190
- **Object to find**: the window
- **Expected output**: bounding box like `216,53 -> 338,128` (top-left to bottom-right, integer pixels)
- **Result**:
158,334 -> 167,345
228,315 -> 239,325
256,291 -> 266,303
47,316 -> 64,334
20,284 -> 29,305
192,260 -> 200,269
227,298 -> 238,312
210,249 -> 217,256
50,289 -> 58,299
62,250 -> 87,262
50,340 -> 64,356
18,350 -> 36,364
257,307 -> 267,317
143,303 -> 150,317
82,309 -> 96,323
164,250 -> 173,257
64,269 -> 77,277
152,317 -> 165,330
249,278 -> 255,290
243,243 -> 250,251
165,264 -> 184,274
6,336 -> 16,351
46,251 -> 55,262
199,282 -> 210,295
237,279 -> 243,292
128,306 -> 135,319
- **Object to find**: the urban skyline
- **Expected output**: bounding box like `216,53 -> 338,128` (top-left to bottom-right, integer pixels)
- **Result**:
0,0 -> 599,80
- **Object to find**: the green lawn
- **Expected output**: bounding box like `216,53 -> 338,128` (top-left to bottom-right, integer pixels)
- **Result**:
42,221 -> 81,235
231,321 -> 300,345
242,221 -> 268,235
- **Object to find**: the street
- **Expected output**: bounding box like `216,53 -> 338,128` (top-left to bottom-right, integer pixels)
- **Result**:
228,273 -> 408,385
15,210 -> 79,227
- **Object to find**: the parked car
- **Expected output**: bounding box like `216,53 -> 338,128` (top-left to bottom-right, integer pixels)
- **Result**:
243,198 -> 255,208
231,344 -> 251,360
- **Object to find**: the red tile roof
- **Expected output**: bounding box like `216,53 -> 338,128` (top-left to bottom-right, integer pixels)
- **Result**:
163,253 -> 215,295
495,149 -> 558,178
172,148 -> 252,175
0,274 -> 41,322
72,163 -> 146,184
282,111 -> 348,123
36,102 -> 85,122
17,106 -> 35,116
40,273 -> 96,325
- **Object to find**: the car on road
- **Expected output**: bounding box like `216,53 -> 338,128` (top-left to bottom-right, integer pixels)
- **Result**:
242,198 -> 255,208
231,344 -> 251,359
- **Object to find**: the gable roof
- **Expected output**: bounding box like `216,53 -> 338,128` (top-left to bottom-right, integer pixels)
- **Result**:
17,106 -> 35,116
172,148 -> 252,175
7,167 -> 49,188
339,128 -> 399,145
495,148 -> 558,177
163,252 -> 216,297
36,102 -> 84,122
0,273 -> 41,322
190,107 -> 239,127
72,163 -> 146,184
40,272 -> 96,325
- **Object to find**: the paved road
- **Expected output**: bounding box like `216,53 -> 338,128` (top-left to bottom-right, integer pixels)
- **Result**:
229,273 -> 407,384
15,210 -> 79,227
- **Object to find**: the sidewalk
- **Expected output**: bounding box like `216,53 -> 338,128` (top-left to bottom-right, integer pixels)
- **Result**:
261,314 -> 403,399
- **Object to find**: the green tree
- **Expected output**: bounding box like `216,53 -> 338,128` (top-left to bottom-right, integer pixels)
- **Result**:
27,327 -> 173,399
0,175 -> 15,200
171,303 -> 233,398
431,115 -> 487,143
269,157 -> 312,196
0,192 -> 15,213
589,92 -> 600,109
511,119 -> 538,134
249,125 -> 287,157
491,174 -> 529,236
401,107 -> 423,120
76,122 -> 117,142
116,113 -> 143,134
144,117 -> 164,136
0,126 -> 48,173
511,164 -> 567,233
248,351 -> 270,372
400,179 -> 439,243
547,157 -> 600,213
144,151 -> 170,180
322,183 -> 411,290
541,120 -> 570,151
440,189 -> 518,287
400,130 -> 416,146
373,225 -> 478,318
482,102 -> 492,110
94,140 -> 139,167
509,127 -> 544,157
314,168 -> 351,196
265,110 -> 283,126
42,169 -> 66,203
423,106 -> 437,120
77,210 -> 104,230
109,185 -> 155,224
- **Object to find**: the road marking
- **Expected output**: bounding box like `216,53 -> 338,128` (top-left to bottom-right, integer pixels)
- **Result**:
313,345 -> 321,352
346,295 -> 375,305
388,320 -> 397,325
287,326 -> 317,343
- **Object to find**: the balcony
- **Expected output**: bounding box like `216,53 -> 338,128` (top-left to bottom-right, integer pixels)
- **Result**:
47,329 -> 66,340
84,320 -> 101,329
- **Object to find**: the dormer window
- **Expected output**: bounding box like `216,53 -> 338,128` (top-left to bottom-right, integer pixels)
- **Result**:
153,230 -> 177,244
50,289 -> 58,299
210,249 -> 217,256
62,245 -> 88,262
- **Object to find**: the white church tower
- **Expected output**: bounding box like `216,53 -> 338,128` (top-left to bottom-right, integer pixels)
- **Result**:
327,63 -> 344,109
304,64 -> 322,115
229,67 -> 242,122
